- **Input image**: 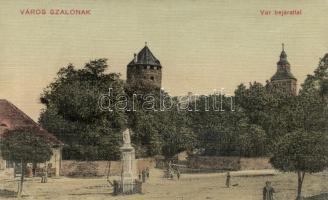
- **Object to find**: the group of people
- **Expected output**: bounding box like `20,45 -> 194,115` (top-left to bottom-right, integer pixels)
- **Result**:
226,172 -> 275,200
165,161 -> 181,180
139,167 -> 150,183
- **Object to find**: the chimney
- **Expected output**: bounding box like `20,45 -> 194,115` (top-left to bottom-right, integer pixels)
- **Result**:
134,53 -> 137,63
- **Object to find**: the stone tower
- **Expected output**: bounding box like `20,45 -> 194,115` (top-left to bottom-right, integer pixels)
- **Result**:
270,44 -> 297,95
126,43 -> 162,88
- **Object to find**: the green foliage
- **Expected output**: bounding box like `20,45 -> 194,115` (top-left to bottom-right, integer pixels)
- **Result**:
125,83 -> 197,158
188,94 -> 254,156
160,110 -> 197,158
237,124 -> 267,157
270,130 -> 328,173
302,54 -> 328,92
0,127 -> 53,164
268,54 -> 328,200
40,59 -> 126,160
0,127 -> 53,196
39,53 -> 328,162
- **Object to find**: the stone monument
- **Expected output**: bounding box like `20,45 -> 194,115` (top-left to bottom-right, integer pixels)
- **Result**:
120,128 -> 137,194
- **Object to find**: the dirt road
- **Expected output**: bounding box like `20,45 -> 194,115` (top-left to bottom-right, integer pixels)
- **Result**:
1,169 -> 327,200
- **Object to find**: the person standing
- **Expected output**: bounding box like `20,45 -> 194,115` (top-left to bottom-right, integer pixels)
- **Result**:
226,172 -> 231,188
146,167 -> 150,179
263,181 -> 275,200
177,169 -> 181,180
142,169 -> 146,183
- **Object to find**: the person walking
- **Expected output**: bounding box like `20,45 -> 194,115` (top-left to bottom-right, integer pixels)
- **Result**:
263,181 -> 275,200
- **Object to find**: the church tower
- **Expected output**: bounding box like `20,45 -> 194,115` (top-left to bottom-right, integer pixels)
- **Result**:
126,43 -> 162,88
270,44 -> 297,95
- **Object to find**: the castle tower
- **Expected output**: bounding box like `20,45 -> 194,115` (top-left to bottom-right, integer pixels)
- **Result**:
270,44 -> 297,95
126,43 -> 162,88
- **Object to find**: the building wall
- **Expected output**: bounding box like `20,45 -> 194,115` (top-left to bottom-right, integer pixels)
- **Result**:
50,147 -> 62,176
36,147 -> 62,176
271,79 -> 297,95
0,146 -> 62,178
127,65 -> 162,88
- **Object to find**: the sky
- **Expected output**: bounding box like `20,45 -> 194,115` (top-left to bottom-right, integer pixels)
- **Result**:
0,0 -> 328,121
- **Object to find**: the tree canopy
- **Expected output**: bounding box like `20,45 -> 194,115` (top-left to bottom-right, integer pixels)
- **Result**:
1,127 -> 53,164
39,54 -> 328,162
40,59 -> 126,160
269,54 -> 328,200
0,127 -> 53,196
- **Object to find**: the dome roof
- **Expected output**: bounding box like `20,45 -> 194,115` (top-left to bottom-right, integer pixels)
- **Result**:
271,70 -> 297,81
271,44 -> 296,81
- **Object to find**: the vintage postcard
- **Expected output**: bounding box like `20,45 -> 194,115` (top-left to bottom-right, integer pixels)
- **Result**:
0,0 -> 328,199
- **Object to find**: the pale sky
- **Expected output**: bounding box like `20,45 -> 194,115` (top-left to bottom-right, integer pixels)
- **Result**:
0,0 -> 328,120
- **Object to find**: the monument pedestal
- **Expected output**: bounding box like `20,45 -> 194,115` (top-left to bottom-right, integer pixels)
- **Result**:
120,145 -> 137,194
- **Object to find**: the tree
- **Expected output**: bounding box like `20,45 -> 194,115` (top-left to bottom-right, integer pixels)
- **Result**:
235,82 -> 295,137
0,128 -> 53,197
160,111 -> 197,158
301,54 -> 328,93
188,94 -> 249,156
39,59 -> 126,160
125,83 -> 163,157
125,83 -> 198,158
270,130 -> 328,200
269,54 -> 328,200
237,124 -> 267,157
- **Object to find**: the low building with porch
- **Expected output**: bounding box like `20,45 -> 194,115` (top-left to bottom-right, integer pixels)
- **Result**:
0,99 -> 63,177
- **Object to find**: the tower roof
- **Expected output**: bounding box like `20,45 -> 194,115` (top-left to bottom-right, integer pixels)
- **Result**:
271,44 -> 297,81
128,44 -> 161,67
277,43 -> 290,65
271,70 -> 297,81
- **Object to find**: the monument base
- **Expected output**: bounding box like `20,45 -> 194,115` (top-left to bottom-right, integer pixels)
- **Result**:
120,145 -> 138,195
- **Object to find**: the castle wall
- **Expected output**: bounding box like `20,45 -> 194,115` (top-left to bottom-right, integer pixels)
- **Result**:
127,66 -> 162,88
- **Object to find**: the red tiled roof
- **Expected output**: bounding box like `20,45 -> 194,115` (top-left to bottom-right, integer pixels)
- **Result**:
0,99 -> 63,146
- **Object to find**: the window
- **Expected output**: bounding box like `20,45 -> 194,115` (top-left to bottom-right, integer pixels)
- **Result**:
150,76 -> 154,81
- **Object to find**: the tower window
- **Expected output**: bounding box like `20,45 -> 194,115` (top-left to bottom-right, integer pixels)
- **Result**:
144,66 -> 147,69
150,76 -> 154,81
150,66 -> 154,70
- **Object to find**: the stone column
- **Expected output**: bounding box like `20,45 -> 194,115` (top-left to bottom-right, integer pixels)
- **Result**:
120,128 -> 137,194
